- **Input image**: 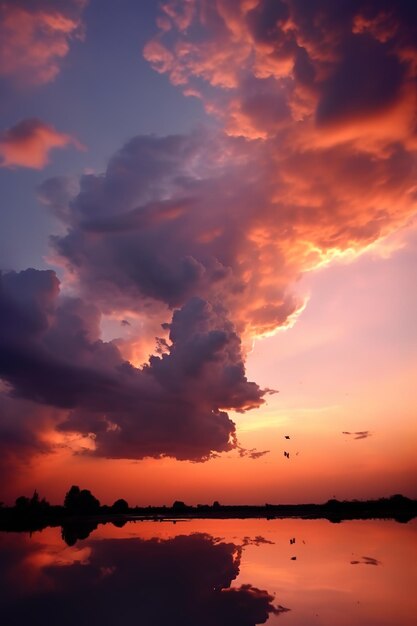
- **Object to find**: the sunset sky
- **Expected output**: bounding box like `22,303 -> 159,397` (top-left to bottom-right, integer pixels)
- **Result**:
0,0 -> 416,506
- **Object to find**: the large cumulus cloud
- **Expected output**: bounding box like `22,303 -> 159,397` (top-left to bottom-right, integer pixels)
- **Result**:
2,0 -> 417,469
44,129 -> 416,344
44,130 -> 300,338
0,269 -> 264,461
38,2 -> 417,347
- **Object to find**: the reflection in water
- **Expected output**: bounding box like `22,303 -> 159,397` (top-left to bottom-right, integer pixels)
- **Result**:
61,521 -> 98,546
0,518 -> 416,626
0,531 -> 287,626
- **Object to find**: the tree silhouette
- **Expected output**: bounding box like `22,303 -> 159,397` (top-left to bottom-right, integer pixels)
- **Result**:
64,486 -> 100,514
30,490 -> 40,508
172,501 -> 187,513
64,485 -> 80,509
111,499 -> 129,513
15,496 -> 30,510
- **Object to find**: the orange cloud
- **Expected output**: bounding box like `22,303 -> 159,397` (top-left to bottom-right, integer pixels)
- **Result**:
0,0 -> 87,86
143,1 -> 417,260
0,118 -> 85,169
145,1 -> 417,148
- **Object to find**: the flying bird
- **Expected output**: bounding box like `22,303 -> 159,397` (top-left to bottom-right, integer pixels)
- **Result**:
284,435 -> 290,439
284,451 -> 290,459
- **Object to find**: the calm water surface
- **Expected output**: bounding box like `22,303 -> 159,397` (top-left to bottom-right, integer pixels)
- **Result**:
0,518 -> 416,625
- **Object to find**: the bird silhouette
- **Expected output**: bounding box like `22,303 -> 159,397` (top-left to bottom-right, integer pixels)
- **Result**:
284,435 -> 290,439
284,451 -> 290,459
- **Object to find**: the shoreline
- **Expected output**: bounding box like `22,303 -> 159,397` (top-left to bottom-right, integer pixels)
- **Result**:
1,495 -> 416,538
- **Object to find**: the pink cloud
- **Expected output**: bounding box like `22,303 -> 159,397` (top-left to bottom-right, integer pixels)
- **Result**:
145,0 -> 417,149
0,118 -> 85,169
0,0 -> 87,86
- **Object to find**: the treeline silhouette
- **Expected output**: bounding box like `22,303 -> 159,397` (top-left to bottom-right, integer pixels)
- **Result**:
0,488 -> 416,542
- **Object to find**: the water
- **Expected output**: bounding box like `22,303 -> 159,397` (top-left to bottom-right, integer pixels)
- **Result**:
0,518 -> 416,625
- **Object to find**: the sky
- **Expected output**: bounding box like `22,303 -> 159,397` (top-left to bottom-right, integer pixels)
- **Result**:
0,0 -> 416,506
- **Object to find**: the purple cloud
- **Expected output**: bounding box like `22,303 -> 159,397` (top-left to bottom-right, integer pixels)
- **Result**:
0,269 -> 265,461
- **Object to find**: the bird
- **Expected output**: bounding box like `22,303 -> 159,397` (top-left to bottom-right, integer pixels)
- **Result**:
284,435 -> 290,439
284,451 -> 290,459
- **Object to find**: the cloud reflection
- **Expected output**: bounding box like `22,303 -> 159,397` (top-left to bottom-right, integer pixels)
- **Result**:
0,532 -> 288,626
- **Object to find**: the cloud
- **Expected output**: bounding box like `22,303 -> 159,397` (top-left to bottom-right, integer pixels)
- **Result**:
2,1 -> 417,469
39,2 -> 416,340
350,555 -> 381,566
342,431 -> 372,440
44,123 -> 416,342
0,269 -> 265,461
0,0 -> 87,86
238,446 -> 270,460
242,536 -> 275,547
0,392 -> 61,489
0,118 -> 84,169
0,533 -> 288,625
144,0 -> 417,148
43,130 -> 304,339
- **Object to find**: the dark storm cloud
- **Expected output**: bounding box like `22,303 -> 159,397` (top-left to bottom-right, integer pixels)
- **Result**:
0,269 -> 265,461
0,533 -> 289,625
